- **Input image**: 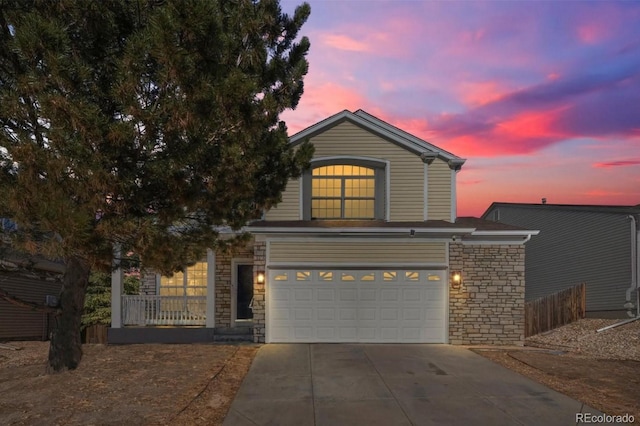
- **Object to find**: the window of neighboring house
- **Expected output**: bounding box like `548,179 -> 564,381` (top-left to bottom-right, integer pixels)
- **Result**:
1,218 -> 18,232
159,262 -> 207,297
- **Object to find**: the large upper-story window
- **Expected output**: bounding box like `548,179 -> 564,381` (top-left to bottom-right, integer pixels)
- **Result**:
312,165 -> 375,219
303,158 -> 386,220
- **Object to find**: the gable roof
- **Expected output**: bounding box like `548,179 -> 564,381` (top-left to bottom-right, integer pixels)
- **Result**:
289,109 -> 466,168
482,202 -> 640,218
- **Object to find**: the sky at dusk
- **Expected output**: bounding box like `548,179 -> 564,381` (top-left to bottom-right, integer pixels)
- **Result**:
278,0 -> 640,217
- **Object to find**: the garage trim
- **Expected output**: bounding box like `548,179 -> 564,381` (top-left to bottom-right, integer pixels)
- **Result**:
266,267 -> 449,344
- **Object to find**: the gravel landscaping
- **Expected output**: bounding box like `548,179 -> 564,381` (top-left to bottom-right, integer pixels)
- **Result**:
526,317 -> 640,360
477,317 -> 640,423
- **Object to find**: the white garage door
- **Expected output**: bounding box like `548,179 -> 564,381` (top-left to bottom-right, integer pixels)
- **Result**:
267,269 -> 447,343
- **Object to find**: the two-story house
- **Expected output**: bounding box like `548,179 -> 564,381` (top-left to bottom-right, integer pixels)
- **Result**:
109,110 -> 538,346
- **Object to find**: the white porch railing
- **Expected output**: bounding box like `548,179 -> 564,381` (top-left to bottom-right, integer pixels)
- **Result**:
122,295 -> 207,326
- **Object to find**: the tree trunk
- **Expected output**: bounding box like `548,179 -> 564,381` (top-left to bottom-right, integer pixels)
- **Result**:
47,256 -> 91,373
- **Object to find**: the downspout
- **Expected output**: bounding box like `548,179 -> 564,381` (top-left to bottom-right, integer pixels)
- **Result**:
597,214 -> 640,332
624,215 -> 639,317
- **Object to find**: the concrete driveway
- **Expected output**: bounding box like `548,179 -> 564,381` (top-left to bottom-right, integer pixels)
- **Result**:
224,344 -> 601,426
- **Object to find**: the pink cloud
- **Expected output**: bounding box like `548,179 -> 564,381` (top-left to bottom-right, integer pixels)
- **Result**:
495,109 -> 563,140
593,159 -> 640,168
459,179 -> 483,186
576,23 -> 608,44
433,108 -> 568,157
456,80 -> 511,107
384,116 -> 435,142
321,34 -> 371,52
457,28 -> 487,44
576,24 -> 603,44
313,16 -> 415,59
282,81 -> 370,135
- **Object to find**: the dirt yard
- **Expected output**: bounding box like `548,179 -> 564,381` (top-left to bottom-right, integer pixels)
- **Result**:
476,318 -> 640,423
0,342 -> 258,425
3,319 -> 639,425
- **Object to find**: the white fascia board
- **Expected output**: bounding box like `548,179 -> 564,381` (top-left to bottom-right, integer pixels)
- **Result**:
264,236 -> 455,244
267,262 -> 448,269
289,110 -> 351,143
471,230 -> 540,236
248,226 -> 476,235
461,239 -> 530,246
354,110 -> 465,163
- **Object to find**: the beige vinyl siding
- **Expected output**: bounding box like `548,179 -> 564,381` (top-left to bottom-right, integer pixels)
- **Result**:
264,178 -> 300,220
309,121 -> 424,221
427,159 -> 452,221
269,241 -> 446,264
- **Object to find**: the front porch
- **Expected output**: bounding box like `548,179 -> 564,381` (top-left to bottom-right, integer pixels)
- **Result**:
109,245 -> 258,343
122,295 -> 207,326
107,325 -> 253,344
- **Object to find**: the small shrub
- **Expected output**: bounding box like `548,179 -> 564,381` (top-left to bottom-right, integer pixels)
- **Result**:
82,272 -> 140,329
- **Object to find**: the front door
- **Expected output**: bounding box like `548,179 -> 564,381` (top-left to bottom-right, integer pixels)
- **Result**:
236,264 -> 254,321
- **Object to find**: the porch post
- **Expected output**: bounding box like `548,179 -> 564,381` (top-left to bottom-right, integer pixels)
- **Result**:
205,249 -> 216,328
111,244 -> 123,328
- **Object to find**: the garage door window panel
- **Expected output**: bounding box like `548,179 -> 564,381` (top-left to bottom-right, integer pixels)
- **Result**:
318,271 -> 334,281
383,271 -> 397,281
405,271 -> 420,281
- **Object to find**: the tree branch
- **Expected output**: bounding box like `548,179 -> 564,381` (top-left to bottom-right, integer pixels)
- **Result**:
0,285 -> 59,314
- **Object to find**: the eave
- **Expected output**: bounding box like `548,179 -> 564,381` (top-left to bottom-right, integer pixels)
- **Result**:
289,110 -> 466,167
246,221 -> 539,245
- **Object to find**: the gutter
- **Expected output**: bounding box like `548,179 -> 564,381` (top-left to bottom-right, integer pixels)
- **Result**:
247,226 -> 477,235
597,214 -> 640,332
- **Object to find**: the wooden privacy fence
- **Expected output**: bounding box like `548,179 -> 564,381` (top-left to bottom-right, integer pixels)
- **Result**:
525,283 -> 586,337
83,324 -> 108,344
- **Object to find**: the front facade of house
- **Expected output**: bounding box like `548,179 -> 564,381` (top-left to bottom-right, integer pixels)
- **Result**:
110,110 -> 537,345
483,202 -> 640,317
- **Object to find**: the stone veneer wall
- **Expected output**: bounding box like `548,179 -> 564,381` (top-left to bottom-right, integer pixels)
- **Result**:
139,269 -> 157,295
449,243 -> 525,346
252,241 -> 266,343
214,244 -> 254,328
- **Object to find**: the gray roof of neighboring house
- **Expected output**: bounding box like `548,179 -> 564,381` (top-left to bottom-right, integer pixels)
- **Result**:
288,109 -> 466,168
483,202 -> 640,218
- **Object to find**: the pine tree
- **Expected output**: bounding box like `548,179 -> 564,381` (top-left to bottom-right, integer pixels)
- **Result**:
0,0 -> 312,372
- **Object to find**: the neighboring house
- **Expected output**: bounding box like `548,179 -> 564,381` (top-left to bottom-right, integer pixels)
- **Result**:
482,202 -> 640,318
109,110 -> 538,346
0,254 -> 63,341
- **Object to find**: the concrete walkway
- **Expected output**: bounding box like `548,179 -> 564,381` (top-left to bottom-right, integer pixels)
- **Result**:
224,344 -> 601,426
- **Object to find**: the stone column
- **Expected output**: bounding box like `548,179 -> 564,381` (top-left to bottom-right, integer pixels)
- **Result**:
252,240 -> 267,343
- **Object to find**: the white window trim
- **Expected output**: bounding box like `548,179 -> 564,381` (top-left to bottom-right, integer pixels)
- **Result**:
301,156 -> 389,221
156,261 -> 208,297
205,249 -> 216,328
